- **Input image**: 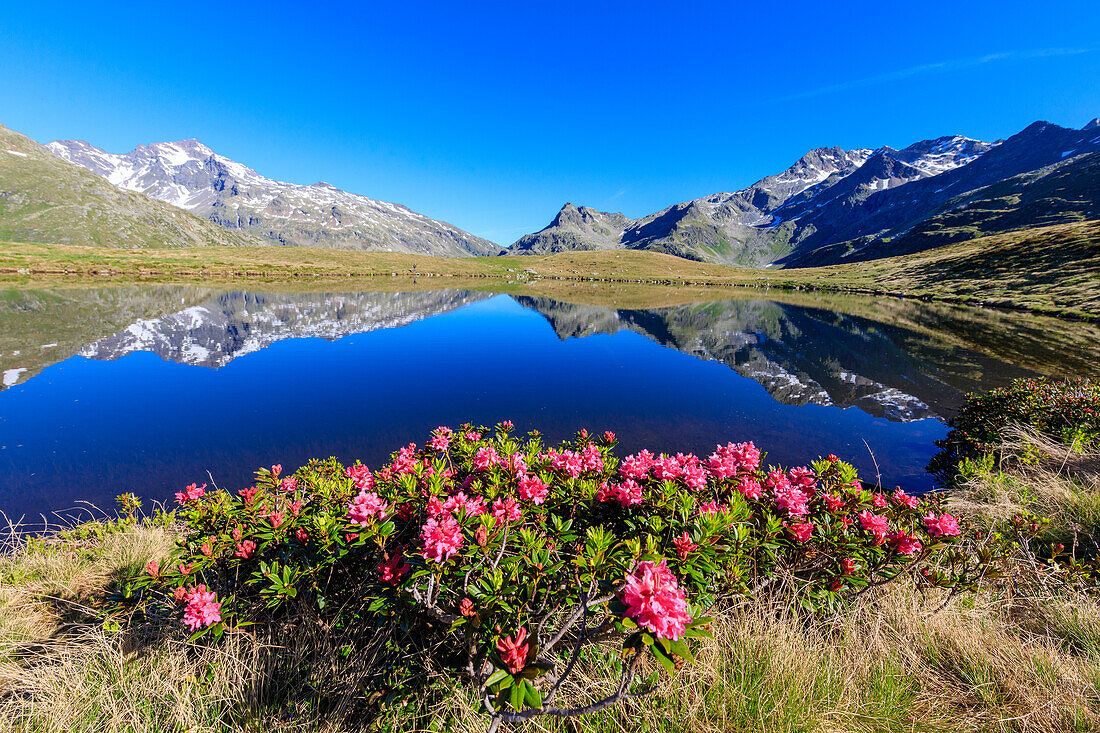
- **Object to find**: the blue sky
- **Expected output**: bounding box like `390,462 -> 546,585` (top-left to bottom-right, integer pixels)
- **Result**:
2,1 -> 1098,244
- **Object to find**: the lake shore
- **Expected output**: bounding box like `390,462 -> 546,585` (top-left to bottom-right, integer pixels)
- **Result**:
2,219 -> 1098,321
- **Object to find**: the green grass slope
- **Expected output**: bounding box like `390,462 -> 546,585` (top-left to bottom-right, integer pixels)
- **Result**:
0,125 -> 264,248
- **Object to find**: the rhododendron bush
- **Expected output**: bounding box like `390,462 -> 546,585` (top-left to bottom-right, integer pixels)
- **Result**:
120,423 -> 982,726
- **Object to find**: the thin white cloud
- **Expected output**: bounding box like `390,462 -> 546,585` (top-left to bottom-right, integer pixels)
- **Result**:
760,47 -> 1094,104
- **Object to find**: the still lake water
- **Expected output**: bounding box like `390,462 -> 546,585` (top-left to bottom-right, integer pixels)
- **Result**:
1,285 -> 1096,522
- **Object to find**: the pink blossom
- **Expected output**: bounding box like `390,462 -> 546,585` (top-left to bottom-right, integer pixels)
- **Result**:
923,512 -> 961,537
420,515 -> 464,563
182,585 -> 222,631
546,449 -> 584,478
288,501 -> 302,517
145,560 -> 160,578
492,496 -> 523,522
234,540 -> 256,559
822,493 -> 846,511
443,491 -> 486,517
267,511 -> 285,529
345,464 -> 374,491
499,420 -> 514,430
294,527 -> 309,544
502,453 -> 526,478
840,558 -> 856,575
429,433 -> 451,452
888,530 -> 923,555
786,521 -> 814,542
172,586 -> 187,603
474,446 -> 502,471
672,532 -> 698,560
603,431 -> 616,443
460,598 -> 476,617
280,477 -> 298,492
787,467 -> 816,495
464,431 -> 482,442
696,500 -> 725,516
871,494 -> 888,508
580,444 -> 604,473
893,489 -> 920,509
596,479 -> 643,507
737,478 -> 764,499
348,491 -> 389,525
390,444 -> 419,475
622,560 -> 693,641
496,627 -> 530,674
651,455 -> 681,482
377,550 -> 410,584
858,511 -> 890,545
619,450 -> 654,481
238,486 -> 258,505
270,464 -> 282,478
517,474 -> 550,505
773,480 -> 810,518
425,495 -> 446,518
679,461 -> 708,491
706,441 -> 761,477
175,482 -> 207,504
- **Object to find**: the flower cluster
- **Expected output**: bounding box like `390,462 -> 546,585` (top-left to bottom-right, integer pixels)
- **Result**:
131,421 -> 984,721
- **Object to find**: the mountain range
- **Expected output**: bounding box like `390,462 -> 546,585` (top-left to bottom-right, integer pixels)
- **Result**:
46,137 -> 501,256
511,119 -> 1100,267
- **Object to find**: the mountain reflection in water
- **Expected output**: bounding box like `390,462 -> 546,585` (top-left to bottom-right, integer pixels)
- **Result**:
0,286 -> 1094,519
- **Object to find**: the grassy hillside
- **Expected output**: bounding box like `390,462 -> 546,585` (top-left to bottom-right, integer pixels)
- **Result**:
0,125 -> 262,248
1,219 -> 1097,319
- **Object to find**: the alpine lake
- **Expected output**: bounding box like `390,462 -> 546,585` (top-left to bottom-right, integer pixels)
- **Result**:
2,281 -> 1098,523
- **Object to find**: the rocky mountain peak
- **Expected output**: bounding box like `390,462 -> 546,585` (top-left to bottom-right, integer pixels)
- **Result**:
1084,118 -> 1100,131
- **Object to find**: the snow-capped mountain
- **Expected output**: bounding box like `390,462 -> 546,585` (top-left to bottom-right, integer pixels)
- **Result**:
511,119 -> 1100,267
46,139 -> 502,257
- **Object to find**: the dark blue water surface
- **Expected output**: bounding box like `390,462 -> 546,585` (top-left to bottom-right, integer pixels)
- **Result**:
2,286 -> 1088,521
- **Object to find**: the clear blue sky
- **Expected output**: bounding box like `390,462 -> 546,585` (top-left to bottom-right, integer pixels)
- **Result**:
2,1 -> 1098,244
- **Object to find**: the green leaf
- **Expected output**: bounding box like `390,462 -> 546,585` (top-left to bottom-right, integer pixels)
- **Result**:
485,669 -> 510,688
652,645 -> 676,674
523,679 -> 543,709
509,680 -> 524,711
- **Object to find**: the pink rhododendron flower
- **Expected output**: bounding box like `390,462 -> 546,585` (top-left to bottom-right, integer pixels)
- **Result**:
182,585 -> 222,631
172,586 -> 187,603
234,540 -> 256,559
696,500 -> 725,516
773,481 -> 810,518
288,501 -> 302,517
378,550 -> 410,583
460,598 -> 476,617
238,486 -> 258,505
420,515 -> 464,563
175,482 -> 207,504
474,446 -> 502,471
871,494 -> 888,508
651,455 -> 681,482
888,530 -> 923,555
672,532 -> 698,560
737,477 -> 764,499
294,527 -> 309,543
619,450 -> 654,481
492,497 -> 523,522
267,511 -> 285,529
785,521 -> 814,543
603,431 -> 616,443
923,512 -> 961,537
443,491 -> 486,517
580,444 -> 604,473
707,441 -> 761,477
200,538 -> 214,557
464,431 -> 482,442
679,461 -> 708,491
787,467 -> 816,495
517,474 -> 550,505
858,511 -> 890,545
429,433 -> 451,452
507,452 -> 528,477
500,420 -> 514,430
425,495 -> 446,518
280,477 -> 298,492
496,627 -> 530,674
623,560 -> 693,641
546,449 -> 584,478
345,464 -> 374,491
840,558 -> 856,575
893,489 -> 919,509
145,560 -> 160,578
823,493 -> 846,511
596,479 -> 643,507
348,491 -> 389,525
270,464 -> 282,478
390,445 -> 420,475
